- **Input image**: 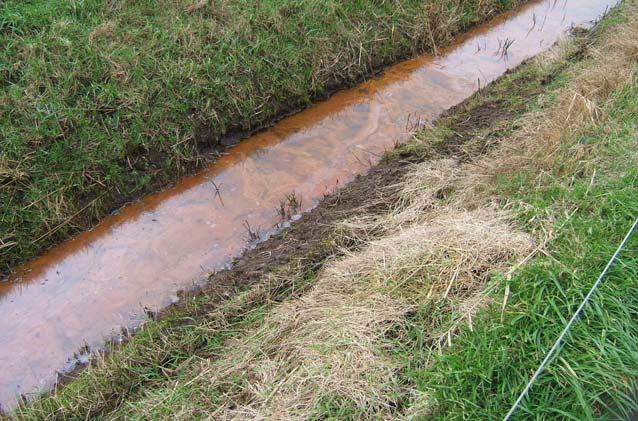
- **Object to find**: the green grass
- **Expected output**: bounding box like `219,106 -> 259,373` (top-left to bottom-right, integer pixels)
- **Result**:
402,64 -> 638,419
0,0 -> 521,272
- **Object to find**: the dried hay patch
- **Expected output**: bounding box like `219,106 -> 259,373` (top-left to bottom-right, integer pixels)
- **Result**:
0,157 -> 26,184
87,21 -> 116,45
132,209 -> 532,420
458,18 -> 638,194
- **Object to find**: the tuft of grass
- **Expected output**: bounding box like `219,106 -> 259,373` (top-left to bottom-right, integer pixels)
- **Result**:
0,0 -> 525,273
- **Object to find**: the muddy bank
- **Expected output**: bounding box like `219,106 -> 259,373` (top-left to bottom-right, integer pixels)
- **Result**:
0,0 -> 618,410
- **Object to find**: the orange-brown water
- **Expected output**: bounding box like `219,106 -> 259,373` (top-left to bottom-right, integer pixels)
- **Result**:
0,0 -> 618,409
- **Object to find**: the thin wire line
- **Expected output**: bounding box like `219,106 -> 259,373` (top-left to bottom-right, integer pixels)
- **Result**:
504,217 -> 638,421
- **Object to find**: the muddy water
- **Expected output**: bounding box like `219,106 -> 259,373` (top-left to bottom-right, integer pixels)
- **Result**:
0,0 -> 618,410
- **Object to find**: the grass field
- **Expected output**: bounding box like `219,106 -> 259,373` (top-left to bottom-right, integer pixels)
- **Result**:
12,1 -> 638,418
0,0 -> 523,273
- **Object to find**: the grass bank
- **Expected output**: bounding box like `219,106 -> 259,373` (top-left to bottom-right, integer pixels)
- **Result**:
0,0 -> 524,273
11,0 -> 638,419
399,7 -> 638,418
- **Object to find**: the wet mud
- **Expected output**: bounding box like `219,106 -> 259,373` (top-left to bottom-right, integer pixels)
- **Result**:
0,0 -> 618,409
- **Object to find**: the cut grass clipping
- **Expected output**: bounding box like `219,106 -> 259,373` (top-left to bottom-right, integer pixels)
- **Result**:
13,0 -> 638,419
0,0 -> 525,272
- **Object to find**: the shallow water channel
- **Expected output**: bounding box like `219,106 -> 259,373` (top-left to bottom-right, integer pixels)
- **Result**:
0,0 -> 618,410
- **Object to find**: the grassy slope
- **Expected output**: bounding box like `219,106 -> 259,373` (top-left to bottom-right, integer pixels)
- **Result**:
0,0 -> 521,272
419,74 -> 638,418
11,2 -> 638,419
401,8 -> 638,419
